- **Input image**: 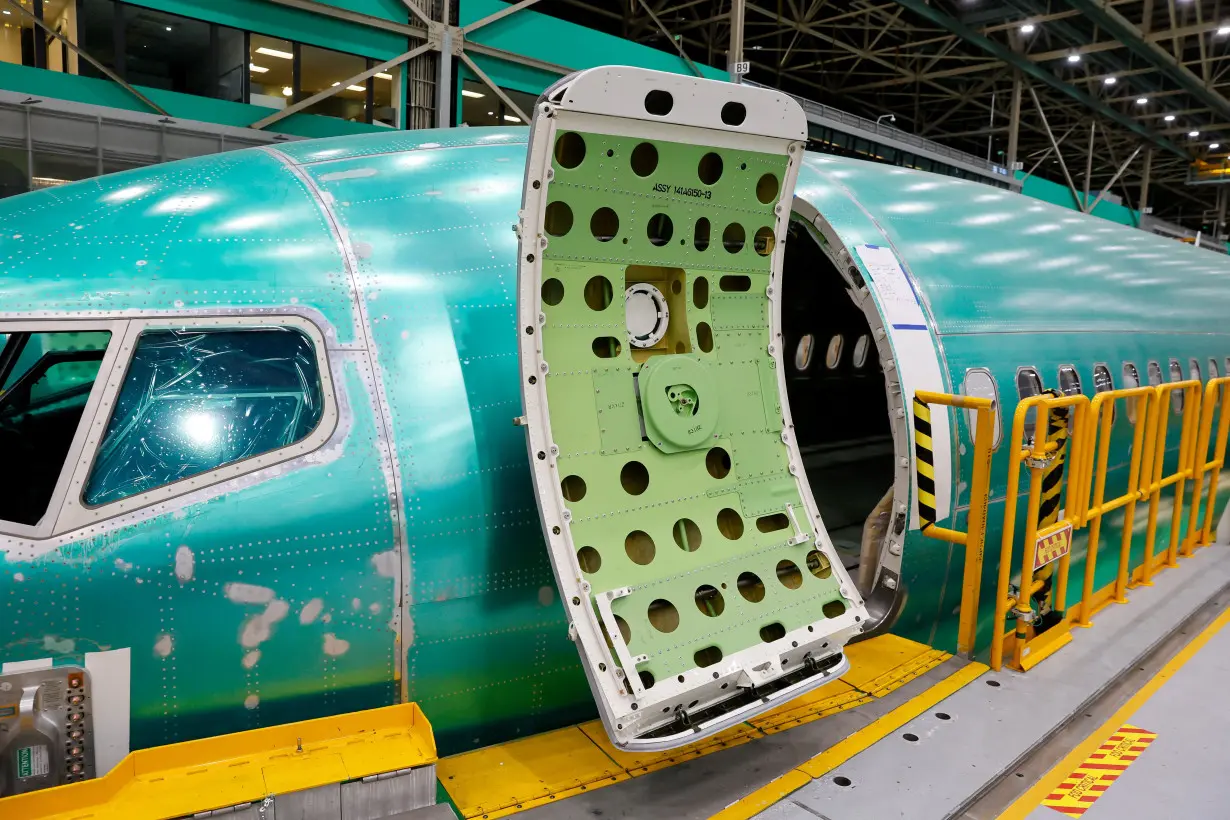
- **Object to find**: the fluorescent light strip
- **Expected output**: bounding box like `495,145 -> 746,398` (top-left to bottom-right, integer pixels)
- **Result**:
375,73 -> 392,81
249,63 -> 269,74
462,89 -> 485,98
255,47 -> 294,60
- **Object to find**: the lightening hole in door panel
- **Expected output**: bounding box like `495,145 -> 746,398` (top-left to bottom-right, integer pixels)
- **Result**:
722,224 -> 746,253
615,614 -> 632,643
672,518 -> 701,552
577,546 -> 602,573
756,513 -> 789,533
695,585 -> 724,617
694,218 -> 711,251
721,101 -> 746,125
694,276 -> 710,307
698,152 -> 723,185
555,132 -> 585,169
645,90 -> 674,116
719,275 -> 751,292
717,508 -> 744,540
777,560 -> 803,589
647,213 -> 674,246
631,142 -> 659,177
648,598 -> 680,633
592,337 -> 622,358
639,670 -> 655,689
738,571 -> 766,602
706,446 -> 731,479
541,278 -> 564,306
561,474 -> 586,502
757,173 -> 780,203
625,530 -> 655,565
694,646 -> 723,667
621,460 -> 649,495
760,622 -> 786,642
823,600 -> 846,618
807,549 -> 833,579
697,322 -> 713,352
544,201 -> 574,237
591,207 -> 619,242
584,275 -> 613,310
754,226 -> 775,257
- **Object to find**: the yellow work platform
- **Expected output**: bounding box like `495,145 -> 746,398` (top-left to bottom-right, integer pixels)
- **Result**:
437,634 -> 954,819
0,703 -> 436,820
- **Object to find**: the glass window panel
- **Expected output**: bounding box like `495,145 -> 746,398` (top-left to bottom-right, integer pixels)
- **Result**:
0,3 -> 37,68
1170,359 -> 1185,414
32,151 -> 98,189
0,331 -> 111,526
1093,364 -> 1115,424
0,147 -> 28,199
372,63 -> 395,126
77,0 -> 118,79
1058,365 -> 1081,396
1123,363 -> 1141,424
84,328 -> 325,506
250,33 -> 294,109
1017,367 -> 1043,441
299,43 -> 368,122
42,0 -> 77,73
460,78 -> 534,126
122,6 -> 220,97
962,368 -> 1002,449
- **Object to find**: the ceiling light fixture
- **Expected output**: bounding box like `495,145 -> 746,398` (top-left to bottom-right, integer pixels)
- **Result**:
347,85 -> 366,92
1104,76 -> 1117,85
375,73 -> 392,80
1136,97 -> 1148,105
1190,130 -> 1200,137
281,86 -> 293,97
256,47 -> 294,60
1067,52 -> 1081,63
504,114 -> 522,123
1212,143 -> 1221,149
1020,22 -> 1035,33
1165,114 -> 1176,121
461,89 -> 485,99
1220,25 -> 1230,35
249,63 -> 269,74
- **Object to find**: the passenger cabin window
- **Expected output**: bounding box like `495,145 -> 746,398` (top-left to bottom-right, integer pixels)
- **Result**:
825,335 -> 844,370
83,328 -> 324,506
0,331 -> 110,526
1209,359 -> 1219,380
1093,364 -> 1115,424
794,333 -> 815,372
1123,363 -> 1141,425
1147,361 -> 1163,387
961,368 -> 1001,449
1058,365 -> 1081,396
1169,359 -> 1185,414
1016,367 -> 1043,441
852,335 -> 871,369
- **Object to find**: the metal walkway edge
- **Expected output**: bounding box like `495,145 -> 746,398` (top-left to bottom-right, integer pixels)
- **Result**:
0,703 -> 437,820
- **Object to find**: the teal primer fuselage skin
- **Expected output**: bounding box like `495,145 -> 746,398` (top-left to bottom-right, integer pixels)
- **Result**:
0,128 -> 1226,755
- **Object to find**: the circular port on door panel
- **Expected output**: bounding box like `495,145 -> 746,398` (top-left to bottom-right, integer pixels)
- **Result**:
625,284 -> 670,349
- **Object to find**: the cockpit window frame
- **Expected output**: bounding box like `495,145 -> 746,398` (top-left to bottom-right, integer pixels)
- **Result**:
0,315 -> 338,540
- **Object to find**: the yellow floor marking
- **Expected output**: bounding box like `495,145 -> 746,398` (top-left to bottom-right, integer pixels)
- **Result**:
438,634 -> 953,819
997,604 -> 1230,820
712,661 -> 988,820
0,703 -> 435,820
1039,725 -> 1157,818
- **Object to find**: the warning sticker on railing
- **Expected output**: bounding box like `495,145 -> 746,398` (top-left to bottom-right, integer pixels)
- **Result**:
1034,522 -> 1073,571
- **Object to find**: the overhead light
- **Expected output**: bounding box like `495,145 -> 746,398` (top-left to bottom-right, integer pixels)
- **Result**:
461,89 -> 485,99
1136,97 -> 1148,105
249,63 -> 269,74
375,72 -> 392,80
281,86 -> 293,97
1104,76 -> 1117,85
1067,53 -> 1081,63
1020,22 -> 1035,33
347,85 -> 366,92
165,26 -> 172,31
1190,130 -> 1200,137
256,47 -> 294,60
1220,25 -> 1230,35
2,10 -> 11,14
1212,143 -> 1221,149
1165,114 -> 1176,121
504,114 -> 522,123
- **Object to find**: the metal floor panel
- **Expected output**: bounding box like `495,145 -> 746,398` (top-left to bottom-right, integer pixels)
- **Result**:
759,544 -> 1230,820
1020,610 -> 1230,820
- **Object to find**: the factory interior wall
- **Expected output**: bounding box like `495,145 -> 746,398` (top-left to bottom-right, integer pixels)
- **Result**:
457,0 -> 726,122
0,61 -> 388,139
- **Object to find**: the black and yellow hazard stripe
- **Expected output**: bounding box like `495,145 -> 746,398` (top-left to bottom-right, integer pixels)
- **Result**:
1033,388 -> 1070,623
913,396 -> 937,531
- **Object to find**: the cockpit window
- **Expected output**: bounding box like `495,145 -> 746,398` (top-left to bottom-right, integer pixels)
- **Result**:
83,328 -> 324,506
0,331 -> 111,526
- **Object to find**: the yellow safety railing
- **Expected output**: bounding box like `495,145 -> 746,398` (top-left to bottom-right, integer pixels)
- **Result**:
912,390 -> 995,658
992,393 -> 1090,672
1071,386 -> 1155,625
1136,379 -> 1203,582
1185,376 -> 1230,552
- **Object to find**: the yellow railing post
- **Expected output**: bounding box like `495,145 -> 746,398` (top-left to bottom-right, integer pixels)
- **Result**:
912,390 -> 995,658
1187,377 -> 1230,552
1138,380 -> 1201,584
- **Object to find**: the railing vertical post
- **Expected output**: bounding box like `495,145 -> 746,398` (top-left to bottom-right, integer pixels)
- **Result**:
1200,383 -> 1230,546
992,411 -> 1027,673
1012,405 -> 1050,671
1138,389 -> 1167,586
1114,392 -> 1150,603
1078,403 -> 1115,625
1165,384 -> 1201,567
1185,380 -> 1220,554
957,403 -> 995,657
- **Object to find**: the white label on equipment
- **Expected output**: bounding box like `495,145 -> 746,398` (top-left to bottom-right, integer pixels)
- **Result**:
733,61 -> 750,75
855,244 -> 928,331
17,745 -> 48,779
